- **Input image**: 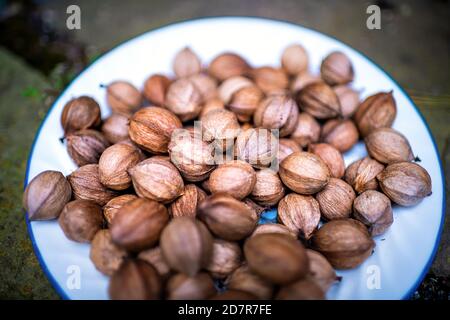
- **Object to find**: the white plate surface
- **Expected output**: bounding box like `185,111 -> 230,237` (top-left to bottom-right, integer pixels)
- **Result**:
25,17 -> 445,300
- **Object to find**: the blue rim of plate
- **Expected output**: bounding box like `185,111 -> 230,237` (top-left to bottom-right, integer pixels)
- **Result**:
23,16 -> 446,300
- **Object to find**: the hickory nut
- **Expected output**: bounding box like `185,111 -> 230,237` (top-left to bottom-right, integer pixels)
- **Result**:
106,80 -> 142,115
296,82 -> 341,119
208,52 -> 250,81
129,157 -> 184,203
291,113 -> 321,148
244,233 -> 309,285
334,85 -> 360,119
143,74 -> 171,106
306,249 -> 338,292
365,128 -> 414,164
281,44 -> 309,76
228,85 -> 264,122
129,106 -> 182,153
278,139 -> 302,163
277,193 -> 321,239
23,170 -> 72,221
173,47 -> 202,78
160,217 -> 213,276
279,151 -> 331,194
90,230 -> 128,276
103,194 -> 137,225
165,78 -> 203,122
227,264 -> 274,300
354,91 -> 397,137
312,219 -> 375,269
205,239 -> 242,279
169,184 -> 207,218
251,223 -> 297,239
377,162 -> 432,206
197,193 -> 258,241
344,157 -> 385,194
316,178 -> 356,221
66,129 -> 110,167
58,200 -> 103,243
201,109 -> 240,150
61,96 -> 101,133
101,113 -> 130,144
250,169 -> 285,207
320,51 -> 354,85
321,119 -> 359,153
110,198 -> 169,251
308,143 -> 345,178
251,66 -> 289,95
166,272 -> 216,300
138,247 -> 171,279
235,128 -> 279,169
353,190 -> 393,236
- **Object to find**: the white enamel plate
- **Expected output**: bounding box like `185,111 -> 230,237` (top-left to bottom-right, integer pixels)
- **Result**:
25,17 -> 445,300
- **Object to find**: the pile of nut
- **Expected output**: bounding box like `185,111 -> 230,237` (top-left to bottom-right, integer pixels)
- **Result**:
23,45 -> 432,300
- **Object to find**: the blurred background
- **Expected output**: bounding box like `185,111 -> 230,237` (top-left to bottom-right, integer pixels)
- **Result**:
0,0 -> 448,299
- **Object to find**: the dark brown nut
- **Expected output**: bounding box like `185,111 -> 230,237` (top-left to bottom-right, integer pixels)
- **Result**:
320,51 -> 354,85
334,85 -> 360,119
242,198 -> 267,217
208,52 -> 250,81
101,113 -> 130,144
228,85 -> 264,122
143,74 -> 171,106
308,143 -> 345,178
296,82 -> 341,119
276,278 -> 325,300
201,109 -> 240,150
199,97 -> 225,120
168,129 -> 215,182
205,239 -> 242,279
58,200 -> 103,243
354,91 -> 397,137
251,66 -> 289,95
103,194 -> 138,225
353,190 -> 393,236
281,44 -> 309,76
109,259 -> 162,300
316,178 -> 356,221
129,157 -> 184,203
61,96 -> 101,133
129,106 -> 182,154
197,193 -> 258,241
90,230 -> 128,276
173,47 -> 202,78
250,223 -> 297,239
208,160 -> 256,200
138,247 -> 171,279
321,119 -> 359,152
279,151 -> 330,194
244,233 -> 309,285
291,72 -> 322,93
253,95 -> 299,137
189,73 -> 218,101
227,264 -> 274,300
365,128 -> 414,164
344,157 -> 385,194
306,249 -> 338,292
66,129 -> 110,166
377,162 -> 432,206
165,78 -> 203,122
68,164 -> 119,206
218,76 -> 253,104
110,198 -> 169,251
160,217 -> 213,276
278,194 -> 320,239
250,169 -> 285,206
166,272 -> 216,300
169,184 -> 207,218
291,113 -> 320,149
98,143 -> 142,190
210,290 -> 258,300
23,170 -> 72,221
278,138 -> 302,163
235,128 -> 279,169
312,219 -> 375,269
106,80 -> 142,115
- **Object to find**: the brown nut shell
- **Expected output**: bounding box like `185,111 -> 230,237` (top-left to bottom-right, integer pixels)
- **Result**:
306,249 -> 338,292
205,239 -> 242,279
58,200 -> 103,243
61,96 -> 101,133
353,190 -> 393,236
377,162 -> 432,206
227,264 -> 274,300
279,151 -> 330,194
251,66 -> 289,95
291,113 -> 321,148
169,184 -> 207,218
160,217 -> 213,276
66,129 -> 110,166
165,78 -> 203,122
320,51 -> 354,86
250,169 -> 285,206
312,219 -> 375,269
296,82 -> 341,119
109,259 -> 161,300
90,230 -> 128,276
277,193 -> 320,239
278,139 -> 302,163
321,119 -> 359,153
23,170 -> 72,221
250,223 -> 297,239
235,128 -> 279,169
244,233 -> 309,285
101,113 -> 130,144
143,74 -> 171,106
110,198 -> 169,251
106,81 -> 142,115
208,52 -> 250,81
166,272 -> 216,300
103,194 -> 138,225
281,44 -> 309,76
138,247 -> 171,279
334,85 -> 360,119
129,106 -> 182,154
197,193 -> 258,241
308,143 -> 345,178
173,47 -> 202,78
316,178 -> 356,221
344,157 -> 385,194
365,128 -> 414,164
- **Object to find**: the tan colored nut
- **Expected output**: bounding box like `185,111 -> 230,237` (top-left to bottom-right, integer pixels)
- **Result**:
321,119 -> 359,153
365,128 -> 414,164
166,272 -> 216,300
106,80 -> 142,115
169,184 -> 207,218
344,157 -> 385,194
90,230 -> 128,276
103,194 -> 137,225
308,143 -> 345,178
143,74 -> 171,106
353,190 -> 393,236
316,178 -> 356,220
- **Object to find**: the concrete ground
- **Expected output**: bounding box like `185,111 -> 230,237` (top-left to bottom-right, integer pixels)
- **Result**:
0,0 -> 448,299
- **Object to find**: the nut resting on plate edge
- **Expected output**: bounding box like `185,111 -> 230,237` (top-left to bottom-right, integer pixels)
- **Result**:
22,44 -> 434,300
